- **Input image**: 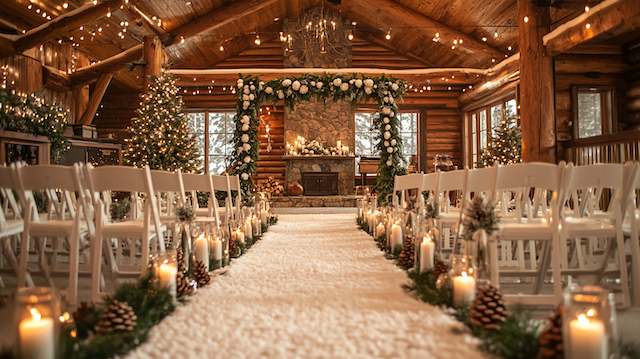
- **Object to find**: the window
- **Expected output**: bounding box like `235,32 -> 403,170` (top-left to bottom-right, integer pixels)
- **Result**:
354,110 -> 419,173
465,97 -> 517,168
574,87 -> 613,139
187,111 -> 235,174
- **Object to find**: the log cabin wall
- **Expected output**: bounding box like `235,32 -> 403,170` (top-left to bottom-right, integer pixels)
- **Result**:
625,39 -> 640,129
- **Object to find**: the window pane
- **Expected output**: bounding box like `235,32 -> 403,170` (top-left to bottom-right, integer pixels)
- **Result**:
208,112 -> 225,133
479,111 -> 487,150
208,132 -> 227,155
491,104 -> 502,136
577,92 -> 603,138
355,111 -> 375,157
355,132 -> 371,155
471,114 -> 477,166
505,99 -> 517,120
187,112 -> 205,133
208,155 -> 226,174
355,112 -> 372,133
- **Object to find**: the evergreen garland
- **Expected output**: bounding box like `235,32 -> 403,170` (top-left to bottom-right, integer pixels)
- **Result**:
0,88 -> 69,162
123,73 -> 201,172
477,112 -> 521,168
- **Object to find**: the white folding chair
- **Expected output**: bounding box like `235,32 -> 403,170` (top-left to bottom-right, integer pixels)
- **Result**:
0,165 -> 26,288
84,165 -> 164,303
181,172 -> 221,230
14,164 -> 89,306
226,175 -> 243,223
148,169 -> 186,249
559,163 -> 630,307
622,162 -> 640,306
393,173 -> 425,209
435,169 -> 467,255
211,175 -> 230,225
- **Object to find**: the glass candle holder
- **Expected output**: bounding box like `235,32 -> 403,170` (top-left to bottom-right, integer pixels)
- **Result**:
562,285 -> 617,359
15,287 -> 60,359
154,249 -> 178,301
193,231 -> 209,271
449,254 -> 476,307
209,228 -> 223,270
416,231 -> 436,273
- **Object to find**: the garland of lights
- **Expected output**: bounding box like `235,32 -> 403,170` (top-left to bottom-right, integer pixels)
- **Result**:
231,75 -> 406,204
0,88 -> 69,162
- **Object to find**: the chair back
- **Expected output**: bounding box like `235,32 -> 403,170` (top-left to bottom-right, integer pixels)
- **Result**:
562,163 -> 625,218
465,166 -> 497,201
393,173 -> 425,208
436,169 -> 466,193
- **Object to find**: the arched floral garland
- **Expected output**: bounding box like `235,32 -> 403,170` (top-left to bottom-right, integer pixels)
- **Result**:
231,75 -> 406,204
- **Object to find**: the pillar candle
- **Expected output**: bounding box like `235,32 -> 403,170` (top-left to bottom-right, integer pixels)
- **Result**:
194,234 -> 209,271
420,235 -> 435,272
244,219 -> 253,241
390,222 -> 403,251
19,308 -> 54,359
452,272 -> 476,307
568,314 -> 607,359
235,229 -> 245,245
158,262 -> 177,298
375,222 -> 386,238
210,237 -> 222,269
260,209 -> 268,223
252,216 -> 260,236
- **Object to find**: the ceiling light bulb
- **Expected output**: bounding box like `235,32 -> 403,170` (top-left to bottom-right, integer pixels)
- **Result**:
254,34 -> 261,45
62,2 -> 68,9
493,31 -> 499,38
524,16 -> 529,23
482,36 -> 487,42
585,5 -> 590,12
219,45 -> 224,51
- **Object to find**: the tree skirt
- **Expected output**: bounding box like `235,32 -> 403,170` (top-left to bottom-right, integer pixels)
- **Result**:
127,213 -> 485,359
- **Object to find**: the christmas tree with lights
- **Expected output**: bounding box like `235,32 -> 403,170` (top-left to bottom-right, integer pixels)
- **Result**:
123,73 -> 200,172
477,113 -> 521,167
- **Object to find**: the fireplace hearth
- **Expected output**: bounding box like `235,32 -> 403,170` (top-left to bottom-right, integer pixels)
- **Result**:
301,172 -> 339,196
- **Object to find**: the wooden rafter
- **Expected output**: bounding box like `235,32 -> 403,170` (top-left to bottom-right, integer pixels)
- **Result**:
80,73 -> 113,125
357,31 -> 436,68
286,0 -> 302,19
123,2 -> 170,42
335,0 -> 506,64
70,44 -> 143,86
0,0 -> 123,57
544,0 -> 640,55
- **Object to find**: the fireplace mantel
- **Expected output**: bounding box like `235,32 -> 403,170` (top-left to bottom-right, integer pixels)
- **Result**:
283,156 -> 355,195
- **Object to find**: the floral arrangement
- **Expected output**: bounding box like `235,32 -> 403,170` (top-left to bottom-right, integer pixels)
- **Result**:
286,137 -> 350,156
231,74 -> 406,205
462,195 -> 499,241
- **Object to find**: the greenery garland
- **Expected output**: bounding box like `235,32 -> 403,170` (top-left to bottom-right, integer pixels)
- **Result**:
231,74 -> 406,205
0,88 -> 69,162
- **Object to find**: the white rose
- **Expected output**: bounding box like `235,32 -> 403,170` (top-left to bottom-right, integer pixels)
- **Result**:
390,111 -> 395,117
242,115 -> 250,123
349,79 -> 355,84
394,147 -> 398,152
250,85 -> 255,91
243,87 -> 250,94
265,86 -> 273,94
242,94 -> 249,101
242,124 -> 249,131
316,81 -> 323,89
241,173 -> 249,181
241,134 -> 249,143
355,79 -> 363,88
386,159 -> 392,166
387,147 -> 394,153
236,79 -> 243,88
242,143 -> 251,151
382,107 -> 391,115
259,81 -> 264,89
384,141 -> 390,147
292,80 -> 301,91
384,131 -> 391,139
364,87 -> 372,95
237,147 -> 243,154
249,94 -> 255,101
383,117 -> 390,124
332,78 -> 342,87
383,90 -> 389,95
363,79 -> 374,87
242,101 -> 250,110
340,83 -> 349,91
277,90 -> 285,99
385,124 -> 391,130
282,79 -> 292,87
311,81 -> 316,86
391,139 -> 397,146
300,85 -> 309,94
391,83 -> 399,91
389,96 -> 395,104
383,96 -> 389,103
243,156 -> 251,163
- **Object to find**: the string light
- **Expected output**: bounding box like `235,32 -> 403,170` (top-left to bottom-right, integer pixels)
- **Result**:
524,16 -> 529,23
219,44 -> 224,51
254,34 -> 261,46
62,2 -> 68,9
385,29 -> 391,40
585,23 -> 591,29
585,5 -> 590,12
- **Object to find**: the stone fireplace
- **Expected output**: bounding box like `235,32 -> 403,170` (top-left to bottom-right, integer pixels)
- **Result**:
301,172 -> 339,196
285,100 -> 354,151
283,156 -> 355,195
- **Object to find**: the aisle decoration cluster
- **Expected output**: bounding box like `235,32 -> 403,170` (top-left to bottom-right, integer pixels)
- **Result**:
231,75 -> 406,204
4,198 -> 279,359
0,88 -> 69,162
285,136 -> 352,156
355,193 -> 640,359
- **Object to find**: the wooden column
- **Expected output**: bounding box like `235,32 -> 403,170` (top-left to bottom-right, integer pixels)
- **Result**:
143,36 -> 165,88
80,73 -> 113,125
518,0 -> 556,162
72,52 -> 90,124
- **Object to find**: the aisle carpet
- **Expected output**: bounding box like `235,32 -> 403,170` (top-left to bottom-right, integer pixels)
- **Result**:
128,212 -> 485,359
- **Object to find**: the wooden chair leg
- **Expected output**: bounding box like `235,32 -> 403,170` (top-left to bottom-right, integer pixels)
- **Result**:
67,220 -> 80,307
3,237 -> 34,286
17,227 -> 31,288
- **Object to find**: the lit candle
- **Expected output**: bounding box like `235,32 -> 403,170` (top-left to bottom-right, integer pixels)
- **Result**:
157,260 -> 177,300
568,314 -> 607,359
19,308 -> 54,359
390,222 -> 403,251
260,209 -> 268,223
235,228 -> 245,246
375,222 -> 386,238
252,216 -> 261,236
452,271 -> 476,307
244,219 -> 253,242
194,233 -> 209,271
419,235 -> 435,272
210,236 -> 223,269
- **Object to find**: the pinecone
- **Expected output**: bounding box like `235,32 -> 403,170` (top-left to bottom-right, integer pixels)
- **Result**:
398,236 -> 415,270
95,300 -> 137,334
177,271 -> 196,298
432,260 -> 449,280
176,246 -> 186,274
537,306 -> 564,359
193,260 -> 211,287
469,283 -> 508,331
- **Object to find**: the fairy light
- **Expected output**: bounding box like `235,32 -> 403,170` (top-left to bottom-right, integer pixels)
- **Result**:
524,16 -> 529,23
585,23 -> 591,29
219,44 -> 224,51
254,34 -> 261,46
585,5 -> 590,12
385,29 -> 391,40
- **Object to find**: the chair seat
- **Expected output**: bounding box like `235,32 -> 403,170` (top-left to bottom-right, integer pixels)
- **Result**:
0,219 -> 24,237
563,217 -> 615,237
438,211 -> 460,224
30,220 -> 87,236
497,221 -> 553,240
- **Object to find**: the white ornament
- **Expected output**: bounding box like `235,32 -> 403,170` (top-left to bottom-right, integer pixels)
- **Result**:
383,117 -> 390,124
385,124 -> 391,130
242,94 -> 249,101
390,139 -> 397,146
241,124 -> 249,131
241,134 -> 249,143
299,85 -> 309,94
282,79 -> 292,87
386,159 -> 393,166
249,94 -> 255,101
382,107 -> 391,115
241,173 -> 249,181
384,141 -> 390,147
355,79 -> 363,88
277,90 -> 285,99
292,80 -> 301,91
243,156 -> 251,163
363,79 -> 374,87
364,87 -> 372,94
391,83 -> 399,91
316,81 -> 323,89
384,131 -> 391,139
332,78 -> 342,87
387,147 -> 394,153
340,83 -> 349,91
265,87 -> 273,94
242,143 -> 251,151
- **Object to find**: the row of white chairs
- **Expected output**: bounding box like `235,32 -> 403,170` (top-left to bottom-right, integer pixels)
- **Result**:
0,164 -> 245,305
393,162 -> 640,307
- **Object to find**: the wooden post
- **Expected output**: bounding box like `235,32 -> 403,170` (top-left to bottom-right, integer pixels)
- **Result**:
143,36 -> 165,88
72,52 -> 90,124
80,73 -> 113,125
518,0 -> 556,162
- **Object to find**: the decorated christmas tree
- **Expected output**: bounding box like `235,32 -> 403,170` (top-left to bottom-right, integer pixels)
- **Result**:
123,73 -> 200,172
477,113 -> 521,168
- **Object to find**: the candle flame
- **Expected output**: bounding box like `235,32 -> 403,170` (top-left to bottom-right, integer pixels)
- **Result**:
586,308 -> 596,317
461,271 -> 468,278
577,314 -> 589,325
29,307 -> 42,321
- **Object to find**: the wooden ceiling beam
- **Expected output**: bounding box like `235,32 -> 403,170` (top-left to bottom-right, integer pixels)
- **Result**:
70,44 -> 143,86
459,54 -> 520,105
544,0 -> 640,55
335,0 -> 506,63
357,31 -> 436,68
165,0 -> 280,48
286,0 -> 302,18
0,0 -> 123,57
123,2 -> 170,42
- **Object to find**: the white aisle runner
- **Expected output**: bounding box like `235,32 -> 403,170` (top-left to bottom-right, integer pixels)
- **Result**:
128,213 -> 485,359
